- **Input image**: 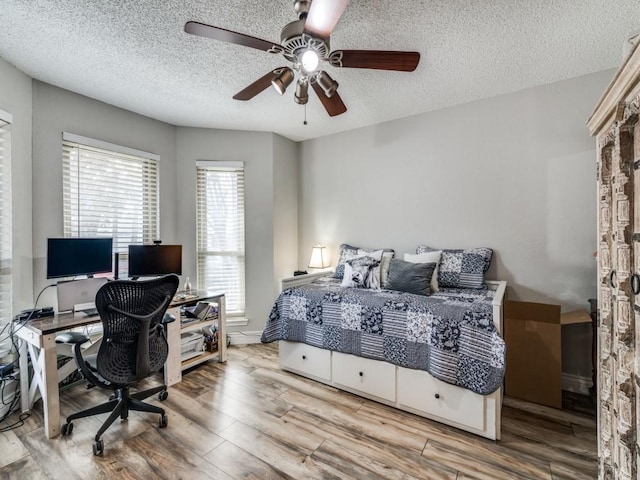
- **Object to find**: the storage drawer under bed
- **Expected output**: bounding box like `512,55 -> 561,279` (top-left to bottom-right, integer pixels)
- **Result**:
332,351 -> 396,402
397,367 -> 485,431
279,341 -> 332,382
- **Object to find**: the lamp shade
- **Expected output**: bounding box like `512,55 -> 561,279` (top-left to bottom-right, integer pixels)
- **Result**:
308,245 -> 329,269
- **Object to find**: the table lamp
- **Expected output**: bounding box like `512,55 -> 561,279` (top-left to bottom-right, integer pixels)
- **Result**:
308,245 -> 330,270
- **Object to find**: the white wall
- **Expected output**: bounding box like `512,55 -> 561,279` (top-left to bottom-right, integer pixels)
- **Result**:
31,81 -> 178,308
298,69 -> 614,378
272,135 -> 299,293
0,57 -> 33,315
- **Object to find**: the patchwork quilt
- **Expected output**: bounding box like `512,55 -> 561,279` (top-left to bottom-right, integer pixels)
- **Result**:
261,277 -> 505,395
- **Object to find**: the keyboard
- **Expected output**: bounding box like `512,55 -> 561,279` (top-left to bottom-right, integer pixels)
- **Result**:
77,307 -> 99,317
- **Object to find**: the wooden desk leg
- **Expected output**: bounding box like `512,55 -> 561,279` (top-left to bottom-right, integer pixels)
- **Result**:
19,336 -> 29,414
20,334 -> 60,438
218,295 -> 226,363
17,329 -> 60,438
40,333 -> 61,439
164,307 -> 182,386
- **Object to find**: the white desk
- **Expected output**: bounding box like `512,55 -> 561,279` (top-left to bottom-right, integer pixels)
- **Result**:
17,291 -> 226,439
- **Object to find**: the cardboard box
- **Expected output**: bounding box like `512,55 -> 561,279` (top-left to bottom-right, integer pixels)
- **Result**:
503,302 -> 561,408
504,301 -> 592,408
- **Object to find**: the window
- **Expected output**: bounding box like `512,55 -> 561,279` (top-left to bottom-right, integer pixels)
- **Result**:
62,133 -> 159,276
196,162 -> 245,316
0,112 -> 11,324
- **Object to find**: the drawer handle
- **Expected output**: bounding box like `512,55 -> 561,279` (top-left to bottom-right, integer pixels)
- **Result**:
302,355 -> 306,360
609,270 -> 617,288
632,274 -> 640,295
435,393 -> 440,399
359,371 -> 363,377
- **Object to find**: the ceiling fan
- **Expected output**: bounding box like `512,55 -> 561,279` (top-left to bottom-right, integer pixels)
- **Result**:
185,0 -> 420,117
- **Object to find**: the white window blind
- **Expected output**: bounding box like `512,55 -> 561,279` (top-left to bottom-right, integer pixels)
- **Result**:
0,118 -> 12,324
62,137 -> 159,276
196,162 -> 245,316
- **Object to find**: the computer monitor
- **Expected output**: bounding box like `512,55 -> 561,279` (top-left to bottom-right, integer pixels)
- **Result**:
128,244 -> 182,277
47,237 -> 113,279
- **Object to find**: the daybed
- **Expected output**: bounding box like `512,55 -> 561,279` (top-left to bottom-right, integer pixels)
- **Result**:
261,245 -> 507,440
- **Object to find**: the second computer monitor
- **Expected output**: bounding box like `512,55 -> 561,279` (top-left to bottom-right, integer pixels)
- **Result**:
128,244 -> 182,277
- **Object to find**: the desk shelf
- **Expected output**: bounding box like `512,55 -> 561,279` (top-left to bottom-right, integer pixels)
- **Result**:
165,291 -> 227,386
179,316 -> 221,368
181,351 -> 220,370
180,317 -> 217,334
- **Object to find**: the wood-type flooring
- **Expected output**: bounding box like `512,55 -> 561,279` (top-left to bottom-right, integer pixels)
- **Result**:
0,343 -> 597,479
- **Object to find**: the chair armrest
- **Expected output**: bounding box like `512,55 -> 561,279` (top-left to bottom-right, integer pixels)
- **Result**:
162,312 -> 176,325
55,331 -> 90,345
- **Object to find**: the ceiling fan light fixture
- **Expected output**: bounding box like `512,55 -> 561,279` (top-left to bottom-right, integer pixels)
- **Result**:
294,78 -> 309,104
316,71 -> 338,97
271,67 -> 295,95
301,49 -> 319,73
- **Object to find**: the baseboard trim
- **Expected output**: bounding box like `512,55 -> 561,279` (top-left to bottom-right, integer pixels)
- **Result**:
562,373 -> 592,396
226,317 -> 249,327
227,331 -> 262,345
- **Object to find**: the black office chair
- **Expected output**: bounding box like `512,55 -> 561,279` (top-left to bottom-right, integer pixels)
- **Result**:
56,274 -> 179,455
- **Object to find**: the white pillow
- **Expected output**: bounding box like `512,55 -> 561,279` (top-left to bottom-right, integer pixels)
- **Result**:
404,251 -> 442,292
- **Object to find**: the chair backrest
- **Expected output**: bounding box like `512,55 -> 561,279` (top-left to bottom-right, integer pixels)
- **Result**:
95,274 -> 179,385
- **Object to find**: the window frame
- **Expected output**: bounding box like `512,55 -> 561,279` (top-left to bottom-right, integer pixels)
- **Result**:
196,161 -> 246,316
61,133 -> 159,278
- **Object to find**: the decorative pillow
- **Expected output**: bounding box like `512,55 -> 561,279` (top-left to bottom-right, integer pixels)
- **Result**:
404,251 -> 442,292
333,244 -> 359,279
384,259 -> 436,296
416,246 -> 493,289
333,244 -> 395,286
341,254 -> 382,289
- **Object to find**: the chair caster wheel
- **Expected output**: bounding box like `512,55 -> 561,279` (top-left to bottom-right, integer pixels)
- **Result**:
159,414 -> 168,428
158,390 -> 168,401
61,422 -> 73,436
93,439 -> 104,456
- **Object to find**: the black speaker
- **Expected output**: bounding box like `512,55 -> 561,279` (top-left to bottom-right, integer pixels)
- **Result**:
114,252 -> 120,280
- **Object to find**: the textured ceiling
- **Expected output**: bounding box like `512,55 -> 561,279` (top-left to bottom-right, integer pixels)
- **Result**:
0,0 -> 638,141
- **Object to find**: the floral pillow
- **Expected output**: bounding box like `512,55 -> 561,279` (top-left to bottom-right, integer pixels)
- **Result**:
341,254 -> 382,289
333,244 -> 359,279
416,246 -> 493,289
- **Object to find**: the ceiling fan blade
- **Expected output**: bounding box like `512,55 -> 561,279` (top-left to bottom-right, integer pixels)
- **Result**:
233,69 -> 285,101
331,50 -> 420,72
311,81 -> 347,117
185,21 -> 280,52
303,0 -> 349,38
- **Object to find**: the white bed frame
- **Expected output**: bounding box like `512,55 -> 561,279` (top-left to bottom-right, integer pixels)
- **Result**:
277,271 -> 507,440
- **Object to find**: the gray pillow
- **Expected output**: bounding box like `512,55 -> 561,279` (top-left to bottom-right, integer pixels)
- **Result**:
384,259 -> 436,296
